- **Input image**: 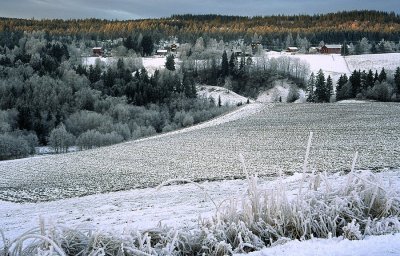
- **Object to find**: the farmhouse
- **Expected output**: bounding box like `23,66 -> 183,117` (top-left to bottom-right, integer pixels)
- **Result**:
233,49 -> 242,57
320,44 -> 342,54
287,47 -> 299,53
170,43 -> 178,52
156,49 -> 168,56
251,41 -> 262,53
92,47 -> 104,57
309,46 -> 319,54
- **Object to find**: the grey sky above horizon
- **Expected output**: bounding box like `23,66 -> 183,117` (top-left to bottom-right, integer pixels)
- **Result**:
0,0 -> 399,20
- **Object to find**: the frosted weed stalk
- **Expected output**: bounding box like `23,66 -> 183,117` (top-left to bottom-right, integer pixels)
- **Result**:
1,132 -> 399,255
214,132 -> 400,251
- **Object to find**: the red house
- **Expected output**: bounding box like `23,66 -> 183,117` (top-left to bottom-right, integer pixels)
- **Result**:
320,45 -> 342,54
92,47 -> 104,57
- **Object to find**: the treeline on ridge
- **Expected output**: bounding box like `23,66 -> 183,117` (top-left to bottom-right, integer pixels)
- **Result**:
1,10 -> 400,46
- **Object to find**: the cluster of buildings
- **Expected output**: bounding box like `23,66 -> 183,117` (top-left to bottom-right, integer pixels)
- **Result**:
91,41 -> 348,57
286,44 -> 345,54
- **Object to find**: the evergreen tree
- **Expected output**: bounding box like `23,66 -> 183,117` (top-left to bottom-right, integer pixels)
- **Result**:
394,67 -> 400,94
349,70 -> 361,97
229,52 -> 237,75
182,71 -> 196,98
165,54 -> 175,71
124,35 -> 135,50
336,74 -> 348,101
221,50 -> 229,78
141,35 -> 154,56
378,67 -> 387,82
326,75 -> 333,102
374,70 -> 379,82
315,69 -> 328,102
306,72 -> 316,102
341,41 -> 349,56
365,70 -> 375,89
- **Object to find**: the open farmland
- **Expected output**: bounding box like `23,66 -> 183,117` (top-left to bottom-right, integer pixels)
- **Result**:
1,102 -> 400,203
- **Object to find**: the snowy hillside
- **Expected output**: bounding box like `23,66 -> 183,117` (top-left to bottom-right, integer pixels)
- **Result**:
265,51 -> 400,83
257,79 -> 306,103
82,56 -> 180,76
197,85 -> 252,106
346,53 -> 400,73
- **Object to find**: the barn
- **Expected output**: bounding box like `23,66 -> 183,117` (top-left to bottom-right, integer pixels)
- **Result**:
92,47 -> 104,57
320,44 -> 342,54
287,47 -> 299,53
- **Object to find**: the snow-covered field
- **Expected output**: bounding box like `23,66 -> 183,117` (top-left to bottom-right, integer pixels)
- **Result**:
83,56 -> 180,76
346,53 -> 400,73
1,102 -> 400,254
265,52 -> 400,83
1,103 -> 400,203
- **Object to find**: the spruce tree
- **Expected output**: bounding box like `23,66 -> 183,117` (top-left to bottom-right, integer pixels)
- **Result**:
349,70 -> 361,97
378,67 -> 387,82
336,74 -> 348,101
394,67 -> 400,94
374,70 -> 379,82
365,70 -> 375,89
165,54 -> 175,71
221,50 -> 229,78
306,72 -> 316,102
341,41 -> 349,56
326,75 -> 333,102
141,35 -> 154,56
315,69 -> 327,102
229,52 -> 237,75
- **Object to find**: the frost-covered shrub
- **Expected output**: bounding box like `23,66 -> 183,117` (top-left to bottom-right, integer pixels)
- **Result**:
76,130 -> 124,149
65,110 -> 113,136
213,171 -> 400,247
48,124 -> 76,153
343,220 -> 362,240
287,85 -> 300,103
367,81 -> 392,102
182,114 -> 194,127
0,134 -> 30,160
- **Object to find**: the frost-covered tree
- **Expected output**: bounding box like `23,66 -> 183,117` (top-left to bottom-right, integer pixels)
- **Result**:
359,37 -> 371,54
285,33 -> 294,48
48,124 -> 75,153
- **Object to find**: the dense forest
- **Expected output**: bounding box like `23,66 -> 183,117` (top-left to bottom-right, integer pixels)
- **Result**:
0,32 -> 234,160
1,10 -> 400,47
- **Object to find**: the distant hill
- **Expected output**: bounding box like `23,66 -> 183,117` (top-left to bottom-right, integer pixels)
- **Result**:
1,10 -> 400,44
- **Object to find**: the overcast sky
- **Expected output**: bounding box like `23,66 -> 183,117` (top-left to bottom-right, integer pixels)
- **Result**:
0,0 -> 399,20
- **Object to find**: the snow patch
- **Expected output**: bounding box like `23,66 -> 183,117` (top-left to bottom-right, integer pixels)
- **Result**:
197,85 -> 251,106
257,79 -> 306,103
